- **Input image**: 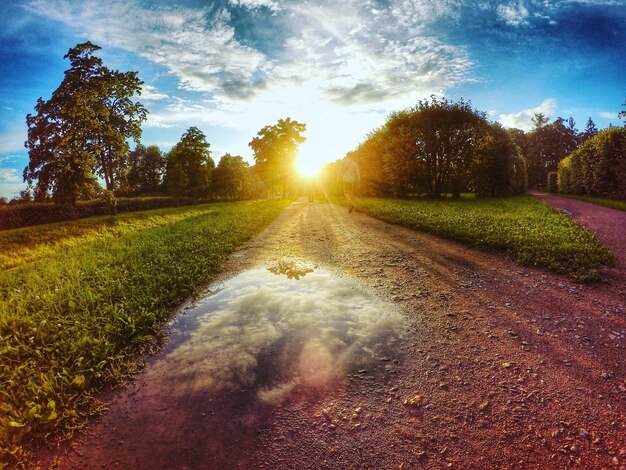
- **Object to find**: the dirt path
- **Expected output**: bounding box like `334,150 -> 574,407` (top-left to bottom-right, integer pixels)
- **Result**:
41,200 -> 626,469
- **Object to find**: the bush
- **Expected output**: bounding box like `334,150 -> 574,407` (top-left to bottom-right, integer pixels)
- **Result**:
547,171 -> 558,193
557,128 -> 626,199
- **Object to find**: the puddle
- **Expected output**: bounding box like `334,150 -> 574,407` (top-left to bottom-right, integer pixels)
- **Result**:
79,259 -> 406,468
158,258 -> 405,402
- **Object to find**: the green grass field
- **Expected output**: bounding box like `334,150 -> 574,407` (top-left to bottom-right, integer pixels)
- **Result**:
0,204 -> 240,271
0,199 -> 287,465
354,195 -> 613,280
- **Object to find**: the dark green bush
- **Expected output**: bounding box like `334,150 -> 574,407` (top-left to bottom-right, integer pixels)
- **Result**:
558,128 -> 626,199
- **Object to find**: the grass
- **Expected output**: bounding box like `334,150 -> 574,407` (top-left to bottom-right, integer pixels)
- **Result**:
554,194 -> 626,212
354,195 -> 613,280
0,199 -> 288,466
0,204 -> 237,271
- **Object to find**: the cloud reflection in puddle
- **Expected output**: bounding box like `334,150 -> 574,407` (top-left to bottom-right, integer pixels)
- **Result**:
154,260 -> 406,405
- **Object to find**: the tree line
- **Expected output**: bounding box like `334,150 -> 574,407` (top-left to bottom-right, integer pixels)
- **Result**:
327,96 -> 625,200
14,41 -> 625,206
339,96 -> 528,198
18,42 -> 307,206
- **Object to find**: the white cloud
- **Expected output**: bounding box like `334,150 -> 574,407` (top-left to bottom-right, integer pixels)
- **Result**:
140,85 -> 169,101
24,0 -> 474,163
25,0 -> 265,97
498,98 -> 557,130
598,111 -> 617,119
389,0 -> 462,31
0,127 -> 26,154
229,0 -> 281,12
0,168 -> 20,183
26,0 -> 472,108
497,0 -> 530,26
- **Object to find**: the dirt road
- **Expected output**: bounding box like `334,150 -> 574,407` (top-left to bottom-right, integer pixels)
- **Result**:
42,200 -> 626,469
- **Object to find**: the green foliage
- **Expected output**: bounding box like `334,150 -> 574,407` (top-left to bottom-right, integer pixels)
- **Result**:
524,114 -> 579,189
557,127 -> 626,199
212,154 -> 251,200
385,96 -> 487,196
249,118 -> 306,197
0,200 -> 288,465
470,123 -> 528,196
127,144 -> 165,194
355,196 -> 612,280
580,117 -> 599,142
347,97 -> 526,198
24,42 -> 146,203
165,127 -> 214,201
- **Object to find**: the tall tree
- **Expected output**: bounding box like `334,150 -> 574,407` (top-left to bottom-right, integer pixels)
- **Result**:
526,114 -> 579,188
249,118 -> 306,197
212,154 -> 250,200
24,42 -> 146,203
127,144 -> 165,194
384,96 -> 487,197
618,99 -> 626,127
165,127 -> 214,201
580,117 -> 599,142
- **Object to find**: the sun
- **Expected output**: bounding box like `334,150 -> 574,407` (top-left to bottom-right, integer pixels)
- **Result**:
295,140 -> 326,177
296,157 -> 322,178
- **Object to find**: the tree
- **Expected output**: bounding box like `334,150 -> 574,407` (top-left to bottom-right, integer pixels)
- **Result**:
212,154 -> 250,200
470,123 -> 527,197
249,118 -> 306,197
165,127 -> 214,201
127,144 -> 165,194
347,130 -> 396,196
384,97 -> 487,197
24,42 -> 146,203
619,99 -> 626,127
526,114 -> 578,188
347,98 -> 525,198
580,117 -> 599,142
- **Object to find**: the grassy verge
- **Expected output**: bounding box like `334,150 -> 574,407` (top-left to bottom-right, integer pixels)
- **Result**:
0,204 -> 235,271
354,195 -> 613,280
0,199 -> 288,466
555,194 -> 626,212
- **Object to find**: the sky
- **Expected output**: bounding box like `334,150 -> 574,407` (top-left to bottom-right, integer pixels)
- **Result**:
0,0 -> 625,198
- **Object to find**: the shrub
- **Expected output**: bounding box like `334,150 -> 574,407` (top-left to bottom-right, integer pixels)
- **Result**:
0,197 -> 196,231
557,128 -> 625,199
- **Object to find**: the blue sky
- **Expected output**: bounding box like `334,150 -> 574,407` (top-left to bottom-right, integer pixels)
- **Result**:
0,0 -> 624,197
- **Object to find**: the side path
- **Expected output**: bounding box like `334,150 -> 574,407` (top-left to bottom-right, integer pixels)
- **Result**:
531,191 -> 626,269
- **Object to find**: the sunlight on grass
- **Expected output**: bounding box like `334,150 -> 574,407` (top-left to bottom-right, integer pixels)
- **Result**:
355,195 -> 613,280
0,205 -> 223,270
0,199 -> 288,466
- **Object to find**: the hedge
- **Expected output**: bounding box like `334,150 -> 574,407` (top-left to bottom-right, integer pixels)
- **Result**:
0,197 -> 195,231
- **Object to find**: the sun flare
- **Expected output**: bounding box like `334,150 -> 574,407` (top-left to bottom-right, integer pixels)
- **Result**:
296,140 -> 327,177
296,158 -> 322,177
